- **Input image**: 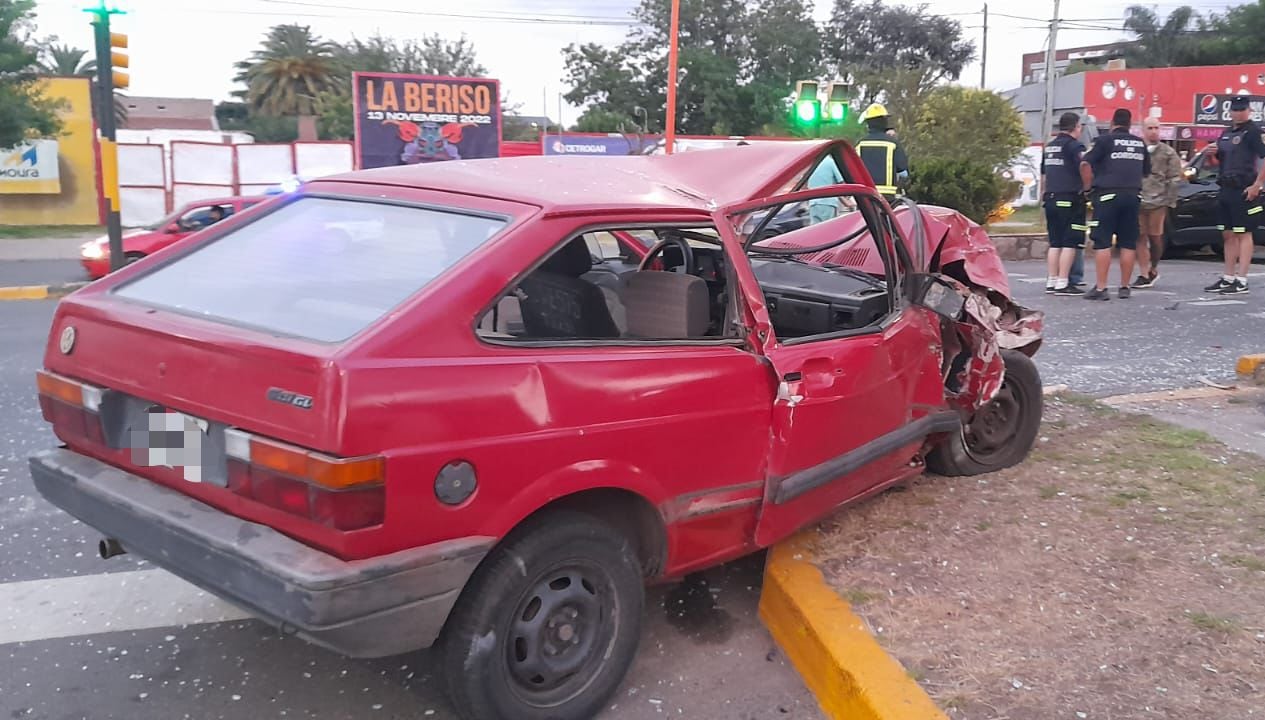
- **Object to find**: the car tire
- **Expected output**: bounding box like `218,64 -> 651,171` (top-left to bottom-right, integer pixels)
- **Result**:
927,350 -> 1043,477
439,510 -> 644,720
124,252 -> 145,266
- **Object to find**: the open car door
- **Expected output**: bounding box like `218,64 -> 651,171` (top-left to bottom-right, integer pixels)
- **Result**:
713,184 -> 956,547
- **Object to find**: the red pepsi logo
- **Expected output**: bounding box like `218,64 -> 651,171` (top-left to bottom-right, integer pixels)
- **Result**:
1200,94 -> 1218,113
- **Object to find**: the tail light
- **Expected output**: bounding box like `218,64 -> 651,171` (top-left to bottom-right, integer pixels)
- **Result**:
225,429 -> 385,531
36,371 -> 106,446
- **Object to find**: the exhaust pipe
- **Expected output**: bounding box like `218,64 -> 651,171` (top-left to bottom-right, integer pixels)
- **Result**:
98,538 -> 126,559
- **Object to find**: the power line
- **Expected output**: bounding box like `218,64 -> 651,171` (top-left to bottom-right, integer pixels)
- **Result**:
257,0 -> 644,25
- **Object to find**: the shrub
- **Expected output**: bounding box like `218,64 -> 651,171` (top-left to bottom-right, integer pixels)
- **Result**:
905,158 -> 1019,224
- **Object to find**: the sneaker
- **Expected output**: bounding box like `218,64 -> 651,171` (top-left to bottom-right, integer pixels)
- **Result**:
1205,278 -> 1232,293
1084,287 -> 1111,301
1218,280 -> 1249,295
1070,282 -> 1087,290
1131,274 -> 1155,289
1054,285 -> 1082,296
1118,286 -> 1132,299
1046,284 -> 1056,294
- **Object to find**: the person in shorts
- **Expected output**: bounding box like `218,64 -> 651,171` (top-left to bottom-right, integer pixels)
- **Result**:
1080,108 -> 1150,300
1203,95 -> 1265,295
1041,112 -> 1088,295
1133,118 -> 1182,288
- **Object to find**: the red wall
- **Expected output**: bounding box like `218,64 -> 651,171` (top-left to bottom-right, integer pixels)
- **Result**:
1084,64 -> 1265,124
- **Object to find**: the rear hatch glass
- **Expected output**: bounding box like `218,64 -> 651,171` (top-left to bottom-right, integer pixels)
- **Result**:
113,196 -> 507,342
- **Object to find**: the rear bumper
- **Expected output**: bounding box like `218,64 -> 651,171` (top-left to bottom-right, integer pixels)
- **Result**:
30,448 -> 493,658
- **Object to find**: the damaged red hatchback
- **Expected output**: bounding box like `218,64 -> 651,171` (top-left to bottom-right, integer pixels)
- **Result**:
30,140 -> 1043,720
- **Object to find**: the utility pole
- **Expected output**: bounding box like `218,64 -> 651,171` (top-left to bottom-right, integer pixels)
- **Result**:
86,1 -> 127,272
1041,0 -> 1061,146
980,4 -> 989,89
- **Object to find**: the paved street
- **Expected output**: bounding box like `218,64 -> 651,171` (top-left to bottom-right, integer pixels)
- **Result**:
0,300 -> 820,720
1006,253 -> 1265,396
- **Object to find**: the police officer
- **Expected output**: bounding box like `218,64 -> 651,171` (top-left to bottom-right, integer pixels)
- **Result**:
1042,112 -> 1088,295
1204,95 -> 1265,295
1080,108 -> 1151,300
856,104 -> 909,200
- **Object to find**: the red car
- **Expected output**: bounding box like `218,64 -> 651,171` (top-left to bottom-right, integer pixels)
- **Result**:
32,141 -> 1042,720
80,196 -> 266,279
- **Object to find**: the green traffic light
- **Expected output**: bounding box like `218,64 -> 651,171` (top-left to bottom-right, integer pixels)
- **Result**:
827,103 -> 847,122
795,100 -> 820,125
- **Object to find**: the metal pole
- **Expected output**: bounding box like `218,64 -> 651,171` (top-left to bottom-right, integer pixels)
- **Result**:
1042,0 -> 1061,146
664,0 -> 681,155
981,4 -> 989,89
91,9 -> 124,272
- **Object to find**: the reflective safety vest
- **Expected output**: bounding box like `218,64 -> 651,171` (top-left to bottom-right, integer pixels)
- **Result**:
856,139 -> 900,196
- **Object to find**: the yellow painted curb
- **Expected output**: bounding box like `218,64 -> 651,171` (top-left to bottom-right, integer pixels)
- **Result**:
1238,354 -> 1265,376
760,535 -> 948,720
0,285 -> 50,301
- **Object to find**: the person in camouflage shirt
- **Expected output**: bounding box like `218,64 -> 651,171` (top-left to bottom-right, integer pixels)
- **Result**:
1133,118 -> 1183,288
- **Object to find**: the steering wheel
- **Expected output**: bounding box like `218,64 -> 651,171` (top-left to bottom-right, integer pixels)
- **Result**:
638,233 -> 695,274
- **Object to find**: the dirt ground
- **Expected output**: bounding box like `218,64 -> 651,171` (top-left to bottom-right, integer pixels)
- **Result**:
813,394 -> 1265,719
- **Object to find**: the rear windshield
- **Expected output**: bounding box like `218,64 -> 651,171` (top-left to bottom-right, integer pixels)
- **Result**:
114,196 -> 507,342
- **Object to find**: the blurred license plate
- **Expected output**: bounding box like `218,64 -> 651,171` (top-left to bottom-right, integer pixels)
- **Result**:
133,410 -> 212,484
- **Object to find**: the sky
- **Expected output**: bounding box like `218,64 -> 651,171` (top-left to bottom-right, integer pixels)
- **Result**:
28,0 -> 1248,126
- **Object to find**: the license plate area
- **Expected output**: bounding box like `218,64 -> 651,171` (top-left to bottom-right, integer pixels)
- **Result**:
98,392 -> 229,486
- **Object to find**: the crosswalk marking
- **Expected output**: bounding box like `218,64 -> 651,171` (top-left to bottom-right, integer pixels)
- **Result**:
0,569 -> 251,646
1188,299 -> 1248,307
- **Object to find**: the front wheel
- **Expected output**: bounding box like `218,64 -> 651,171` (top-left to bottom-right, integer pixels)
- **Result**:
439,510 -> 644,720
927,349 -> 1043,477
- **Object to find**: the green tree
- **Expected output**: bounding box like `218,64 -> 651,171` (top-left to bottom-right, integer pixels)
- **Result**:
0,0 -> 62,149
38,41 -> 94,75
234,24 -> 339,140
905,158 -> 1017,224
1122,5 -> 1200,68
905,86 -> 1027,170
570,109 -> 639,133
563,0 -> 822,137
1193,1 -> 1265,66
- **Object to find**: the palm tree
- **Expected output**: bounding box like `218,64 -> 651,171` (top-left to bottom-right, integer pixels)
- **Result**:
234,25 -> 339,140
1123,5 -> 1199,68
40,42 -> 95,76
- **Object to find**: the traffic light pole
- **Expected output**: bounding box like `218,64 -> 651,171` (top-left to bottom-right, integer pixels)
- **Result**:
90,9 -> 124,272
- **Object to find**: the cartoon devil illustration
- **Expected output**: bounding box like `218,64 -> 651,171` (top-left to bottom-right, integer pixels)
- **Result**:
388,120 -> 476,164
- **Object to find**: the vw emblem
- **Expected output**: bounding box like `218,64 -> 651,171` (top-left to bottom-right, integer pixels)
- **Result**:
59,326 -> 76,355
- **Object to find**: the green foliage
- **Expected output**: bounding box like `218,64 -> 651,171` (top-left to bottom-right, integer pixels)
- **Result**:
215,101 -> 298,142
233,24 -> 340,118
563,0 -> 822,136
313,90 -> 353,140
38,41 -> 94,76
570,109 -> 639,133
0,0 -> 62,148
906,86 -> 1028,171
905,158 -> 1017,225
1122,5 -> 1200,68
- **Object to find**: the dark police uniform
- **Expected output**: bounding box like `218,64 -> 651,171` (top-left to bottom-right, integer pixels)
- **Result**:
1214,119 -> 1265,235
856,130 -> 908,198
1083,128 -> 1151,250
1041,131 -> 1087,249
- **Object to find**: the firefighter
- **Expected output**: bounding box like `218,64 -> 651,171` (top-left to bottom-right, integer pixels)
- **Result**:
1203,95 -> 1265,295
857,103 -> 909,200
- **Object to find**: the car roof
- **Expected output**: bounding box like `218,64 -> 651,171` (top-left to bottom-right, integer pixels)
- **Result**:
320,140 -> 834,214
182,196 -> 259,208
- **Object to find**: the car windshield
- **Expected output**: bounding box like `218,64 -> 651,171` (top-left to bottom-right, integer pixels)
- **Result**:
114,196 -> 507,342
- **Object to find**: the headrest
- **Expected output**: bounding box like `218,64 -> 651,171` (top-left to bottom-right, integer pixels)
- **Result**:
540,237 -> 594,277
622,271 -> 710,339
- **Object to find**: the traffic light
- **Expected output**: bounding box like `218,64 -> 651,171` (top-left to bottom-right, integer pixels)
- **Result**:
793,80 -> 821,128
825,81 -> 851,123
109,32 -> 128,90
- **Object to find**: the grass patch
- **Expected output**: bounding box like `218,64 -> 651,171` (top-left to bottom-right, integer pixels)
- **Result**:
0,224 -> 102,239
1039,485 -> 1061,500
1186,611 -> 1240,633
1225,555 -> 1265,572
976,520 -> 993,532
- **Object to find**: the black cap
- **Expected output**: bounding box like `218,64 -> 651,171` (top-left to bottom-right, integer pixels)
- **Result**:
1230,95 -> 1251,111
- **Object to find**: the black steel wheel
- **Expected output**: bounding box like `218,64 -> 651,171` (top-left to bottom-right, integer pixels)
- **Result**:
927,349 -> 1043,477
440,510 -> 643,720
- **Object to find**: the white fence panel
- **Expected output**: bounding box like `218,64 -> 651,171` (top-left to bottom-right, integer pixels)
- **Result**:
171,142 -> 234,185
236,144 -> 294,186
172,183 -> 234,211
118,143 -> 165,187
120,188 -> 167,228
295,143 -> 353,180
238,184 -> 277,197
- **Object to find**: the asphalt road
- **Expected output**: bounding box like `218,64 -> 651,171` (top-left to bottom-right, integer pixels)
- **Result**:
1005,254 -> 1265,396
0,300 -> 820,720
0,260 -> 88,289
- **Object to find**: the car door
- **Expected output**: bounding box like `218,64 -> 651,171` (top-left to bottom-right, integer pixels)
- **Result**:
714,185 -> 952,547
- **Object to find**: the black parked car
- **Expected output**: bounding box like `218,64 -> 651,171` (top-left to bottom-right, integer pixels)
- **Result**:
1167,151 -> 1265,255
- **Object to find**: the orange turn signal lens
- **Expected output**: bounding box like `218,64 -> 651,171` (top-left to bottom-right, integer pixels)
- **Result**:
36,371 -> 84,406
249,437 -> 384,490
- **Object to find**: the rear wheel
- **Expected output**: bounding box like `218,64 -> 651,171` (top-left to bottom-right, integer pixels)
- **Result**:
439,511 -> 644,720
124,252 -> 145,266
927,350 -> 1043,477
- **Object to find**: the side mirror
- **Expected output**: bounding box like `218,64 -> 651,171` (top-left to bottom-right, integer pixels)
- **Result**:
908,273 -> 966,321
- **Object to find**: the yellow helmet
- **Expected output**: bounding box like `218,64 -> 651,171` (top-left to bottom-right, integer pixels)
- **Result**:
861,103 -> 889,122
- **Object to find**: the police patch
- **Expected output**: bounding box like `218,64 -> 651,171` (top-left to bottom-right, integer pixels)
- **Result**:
1233,136 -> 1242,145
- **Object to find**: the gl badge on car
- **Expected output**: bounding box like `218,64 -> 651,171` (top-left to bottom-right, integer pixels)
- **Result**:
266,387 -> 313,410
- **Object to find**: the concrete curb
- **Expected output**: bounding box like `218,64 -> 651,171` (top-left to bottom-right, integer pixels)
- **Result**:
987,232 -> 1050,262
0,282 -> 89,301
759,535 -> 948,720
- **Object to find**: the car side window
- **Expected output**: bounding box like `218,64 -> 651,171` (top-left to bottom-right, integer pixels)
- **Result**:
477,229 -> 734,343
180,204 -> 234,230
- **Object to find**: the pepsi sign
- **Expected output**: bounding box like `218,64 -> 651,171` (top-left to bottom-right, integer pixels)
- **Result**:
1193,93 -> 1265,125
